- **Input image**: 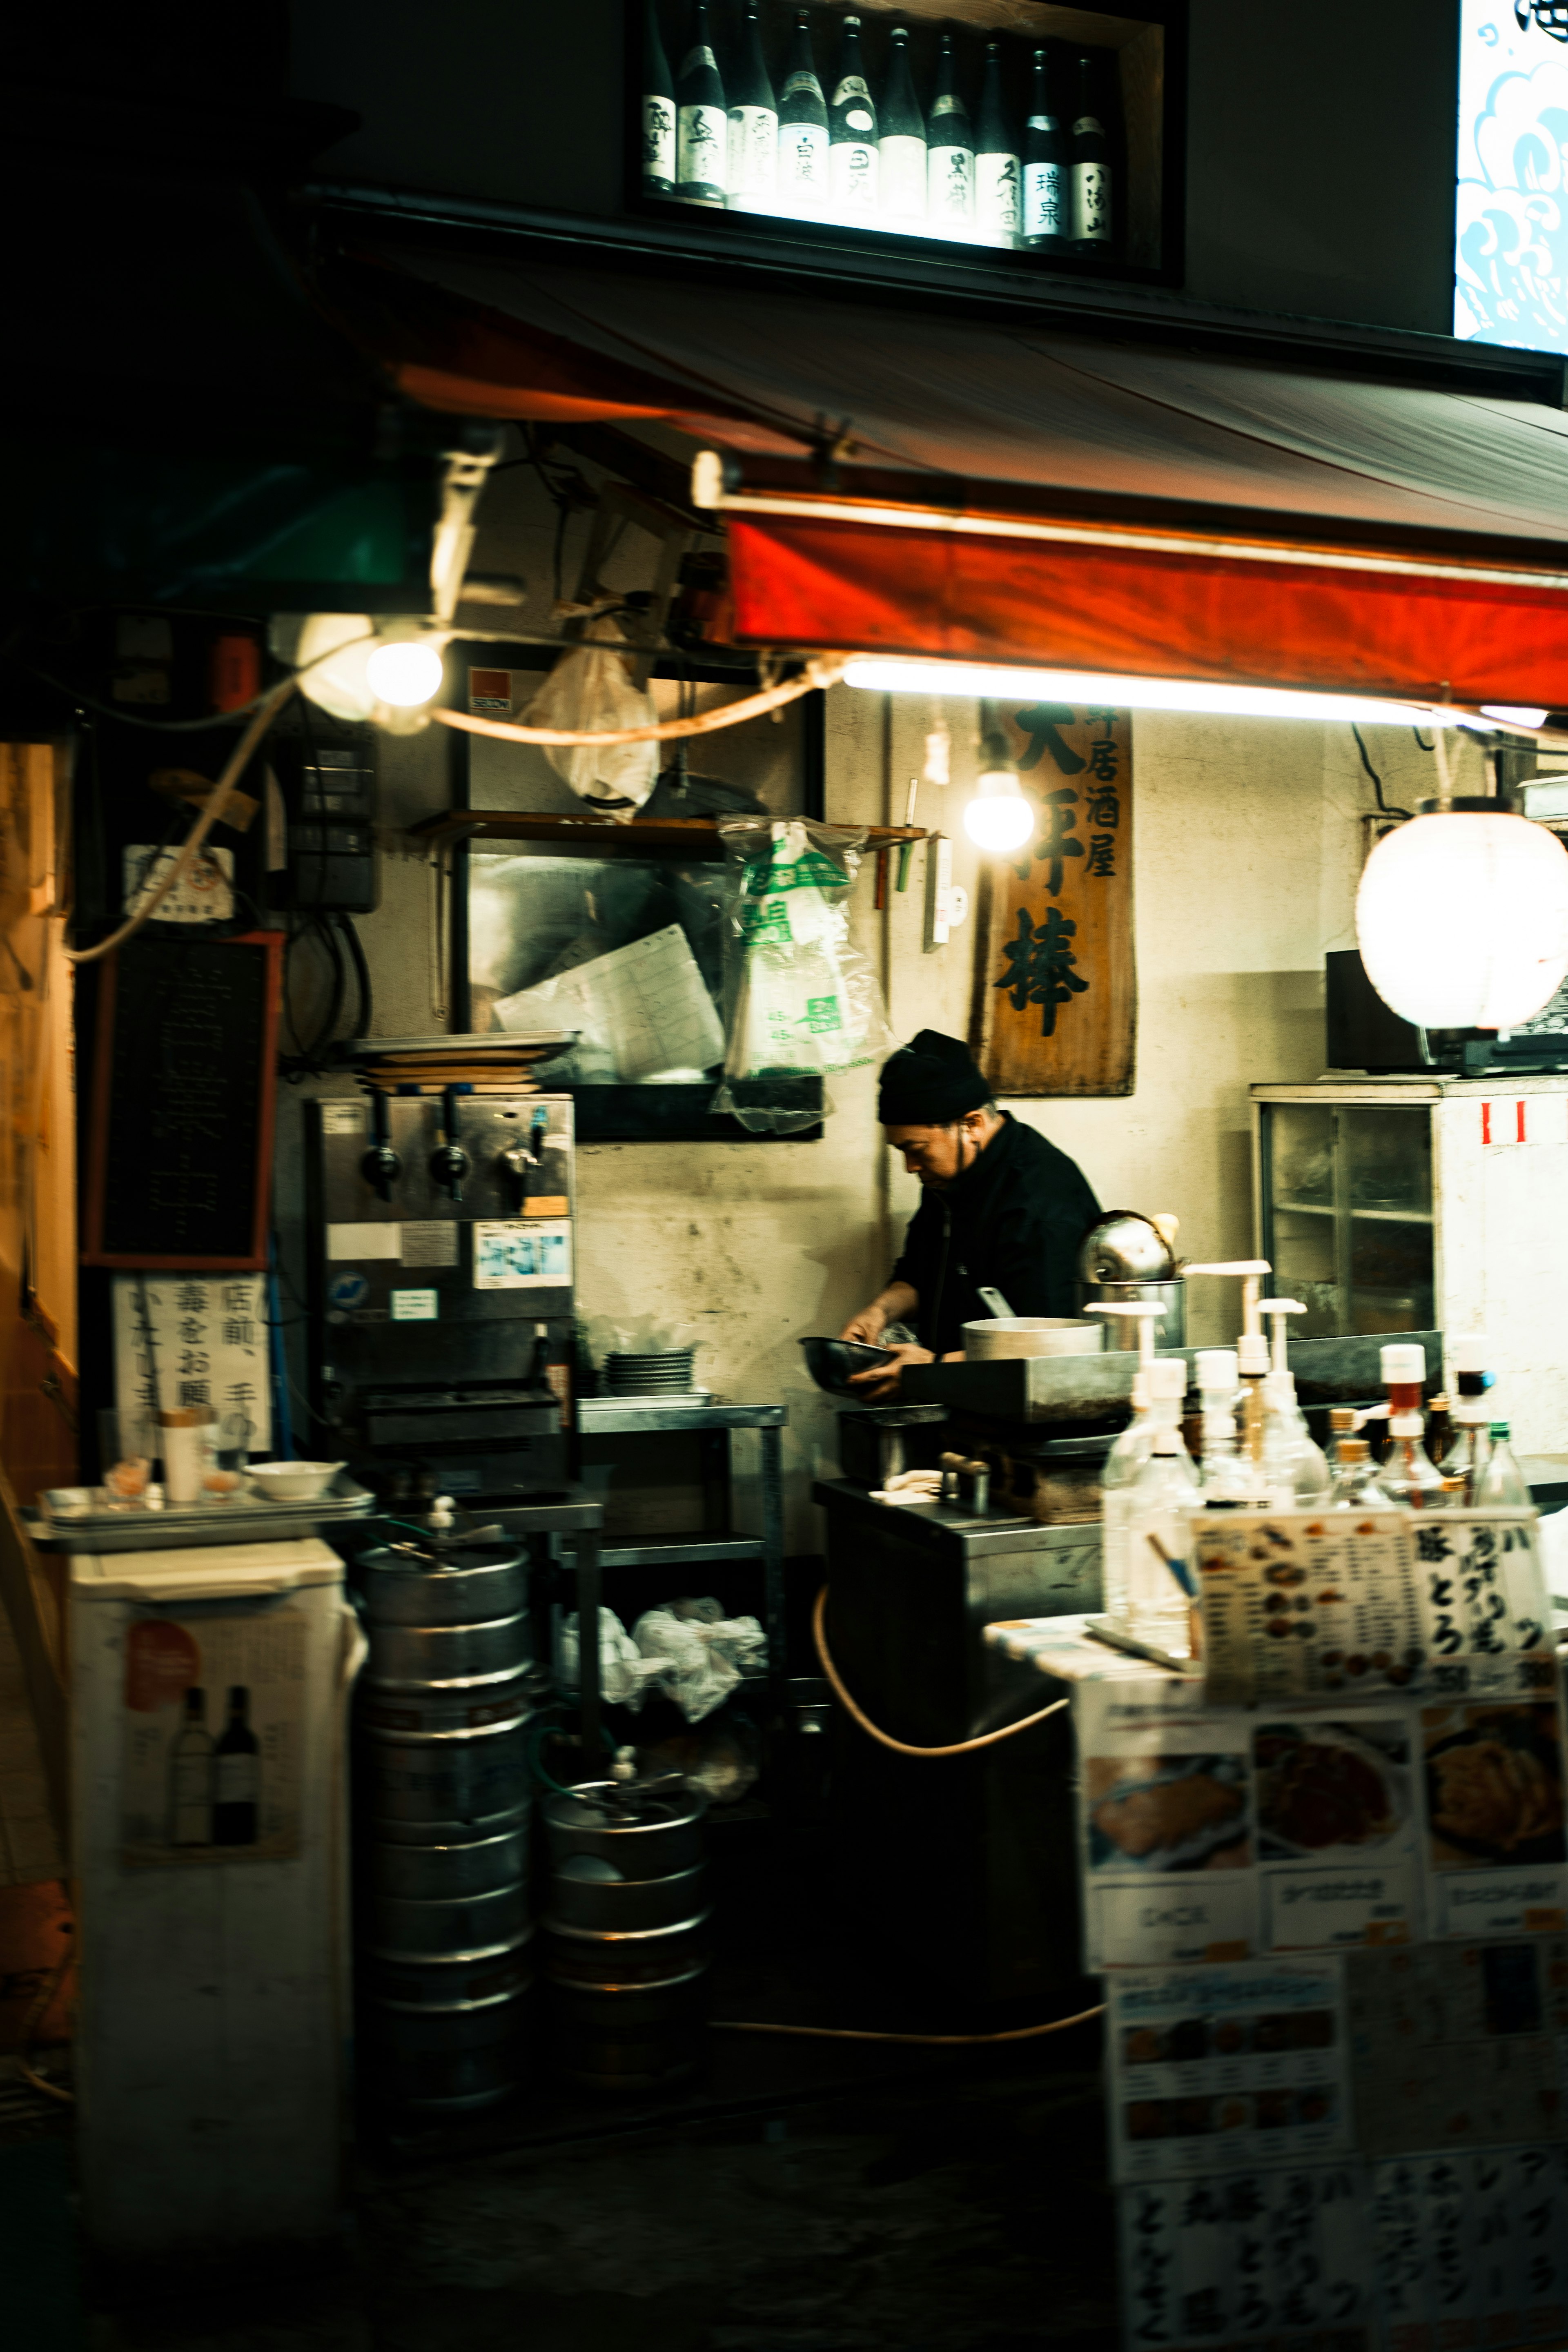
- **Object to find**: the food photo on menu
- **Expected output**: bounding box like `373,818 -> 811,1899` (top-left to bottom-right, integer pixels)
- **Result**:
1086,1751 -> 1253,1876
1254,1719 -> 1412,1861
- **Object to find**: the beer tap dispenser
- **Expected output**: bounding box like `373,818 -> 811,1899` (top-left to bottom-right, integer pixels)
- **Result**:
360,1089 -> 402,1203
498,1105 -> 550,1214
430,1086 -> 469,1203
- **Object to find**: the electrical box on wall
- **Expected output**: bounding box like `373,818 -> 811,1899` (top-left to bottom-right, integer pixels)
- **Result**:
269,737 -> 379,915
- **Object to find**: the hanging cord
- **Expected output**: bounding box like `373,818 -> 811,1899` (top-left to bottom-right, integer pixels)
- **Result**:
712,2001 -> 1104,2046
17,1924 -> 75,2106
1350,722 -> 1412,822
434,655 -> 846,751
337,913 -> 374,1039
812,1585 -> 1067,1757
65,675 -> 298,964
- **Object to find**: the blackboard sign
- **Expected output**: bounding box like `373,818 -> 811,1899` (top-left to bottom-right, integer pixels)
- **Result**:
83,931 -> 283,1269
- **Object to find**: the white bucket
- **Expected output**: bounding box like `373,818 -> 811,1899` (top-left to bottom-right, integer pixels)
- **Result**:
962,1316 -> 1105,1361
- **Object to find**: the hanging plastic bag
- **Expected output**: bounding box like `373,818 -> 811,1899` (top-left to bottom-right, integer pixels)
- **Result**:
710,817 -> 892,1133
525,604 -> 659,820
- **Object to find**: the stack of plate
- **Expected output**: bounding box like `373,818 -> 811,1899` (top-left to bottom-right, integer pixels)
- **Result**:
604,1349 -> 697,1398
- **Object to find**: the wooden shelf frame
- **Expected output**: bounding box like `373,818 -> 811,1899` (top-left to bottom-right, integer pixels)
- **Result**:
410,808 -> 928,859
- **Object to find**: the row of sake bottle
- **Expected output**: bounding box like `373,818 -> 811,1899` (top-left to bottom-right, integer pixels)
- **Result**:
644,1 -> 1115,252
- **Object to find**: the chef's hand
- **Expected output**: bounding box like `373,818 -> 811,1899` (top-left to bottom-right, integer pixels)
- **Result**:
838,1305 -> 888,1344
846,1343 -> 933,1401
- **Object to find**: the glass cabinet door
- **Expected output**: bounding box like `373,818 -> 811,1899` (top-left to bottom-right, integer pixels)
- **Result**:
1259,1101 -> 1433,1336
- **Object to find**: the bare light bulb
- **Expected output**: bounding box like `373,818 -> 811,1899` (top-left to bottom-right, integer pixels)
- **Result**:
964,767 -> 1035,853
365,637 -> 445,708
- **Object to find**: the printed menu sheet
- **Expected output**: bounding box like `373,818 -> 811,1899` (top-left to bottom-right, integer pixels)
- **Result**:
1194,1510 -> 1555,1711
1074,1674 -> 1567,1968
1347,1941 -> 1568,2158
1109,1958 -> 1351,2184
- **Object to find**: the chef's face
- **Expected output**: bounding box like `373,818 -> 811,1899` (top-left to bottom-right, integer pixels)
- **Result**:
884,1114 -> 987,1187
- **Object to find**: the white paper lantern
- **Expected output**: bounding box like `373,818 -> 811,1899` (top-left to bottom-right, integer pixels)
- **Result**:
1355,800 -> 1568,1030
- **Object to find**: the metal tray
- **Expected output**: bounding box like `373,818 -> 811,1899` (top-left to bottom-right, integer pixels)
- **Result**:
24,1473 -> 378,1552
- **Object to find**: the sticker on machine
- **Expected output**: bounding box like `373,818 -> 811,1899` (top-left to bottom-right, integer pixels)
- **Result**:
472,1218 -> 572,1289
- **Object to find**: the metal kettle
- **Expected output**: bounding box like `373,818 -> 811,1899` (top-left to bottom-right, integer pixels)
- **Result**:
1075,1211 -> 1186,1348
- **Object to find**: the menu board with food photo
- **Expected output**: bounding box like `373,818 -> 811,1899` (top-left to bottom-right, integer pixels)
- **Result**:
1420,1700 -> 1568,1939
1347,1941 -> 1568,2159
1195,1509 -> 1557,1712
1109,1958 -> 1352,2183
1078,1675 -> 1257,1968
1256,1716 -> 1421,1954
1078,1680 -> 1423,1967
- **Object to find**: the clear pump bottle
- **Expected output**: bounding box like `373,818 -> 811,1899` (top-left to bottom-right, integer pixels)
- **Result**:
1260,1298 -> 1332,1506
1125,1359 -> 1199,1656
1194,1348 -> 1265,1508
1088,1299 -> 1166,1629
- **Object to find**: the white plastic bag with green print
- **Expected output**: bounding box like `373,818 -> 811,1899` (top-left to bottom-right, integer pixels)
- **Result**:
711,817 -> 891,1133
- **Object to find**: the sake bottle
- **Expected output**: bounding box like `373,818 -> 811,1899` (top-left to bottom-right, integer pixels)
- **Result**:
925,31 -> 974,236
676,0 -> 728,206
642,0 -> 677,196
1070,50 -> 1113,251
974,41 -> 1020,248
1022,45 -> 1067,249
727,0 -> 778,212
878,23 -> 926,227
778,10 -> 829,217
829,13 -> 878,224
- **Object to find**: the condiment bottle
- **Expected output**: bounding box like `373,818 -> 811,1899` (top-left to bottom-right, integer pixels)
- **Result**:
1326,1407 -> 1358,1475
1125,1360 -> 1198,1656
1260,1298 -> 1331,1505
1087,1300 -> 1165,1630
1439,1335 -> 1494,1503
1330,1436 -> 1392,1510
1194,1348 -> 1263,1508
1376,1343 -> 1444,1510
1183,1259 -> 1272,1486
1475,1420 -> 1531,1509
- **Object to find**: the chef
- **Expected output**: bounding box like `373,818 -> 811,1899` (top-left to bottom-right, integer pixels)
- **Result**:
838,1029 -> 1101,1398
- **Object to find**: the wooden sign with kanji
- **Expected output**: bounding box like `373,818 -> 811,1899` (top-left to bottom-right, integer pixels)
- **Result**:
969,703 -> 1135,1097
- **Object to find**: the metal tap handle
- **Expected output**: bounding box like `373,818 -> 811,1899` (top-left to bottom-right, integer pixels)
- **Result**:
360,1087 -> 402,1203
430,1085 -> 469,1202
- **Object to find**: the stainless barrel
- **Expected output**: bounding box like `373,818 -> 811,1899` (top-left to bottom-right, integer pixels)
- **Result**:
539,1782 -> 709,2091
354,1539 -> 537,2111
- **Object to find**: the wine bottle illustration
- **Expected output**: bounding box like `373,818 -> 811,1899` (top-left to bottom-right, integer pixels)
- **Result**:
214,1684 -> 260,1846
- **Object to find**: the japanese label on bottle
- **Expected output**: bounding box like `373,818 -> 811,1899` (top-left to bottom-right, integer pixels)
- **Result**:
726,104 -> 777,202
1024,158 -> 1066,239
878,133 -> 926,219
643,95 -> 675,184
830,139 -> 878,215
1074,156 -> 1111,241
779,120 -> 827,196
976,151 -> 1021,243
927,143 -> 974,224
677,102 -> 728,196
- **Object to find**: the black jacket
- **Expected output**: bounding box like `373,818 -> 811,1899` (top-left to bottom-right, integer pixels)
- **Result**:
891,1114 -> 1101,1356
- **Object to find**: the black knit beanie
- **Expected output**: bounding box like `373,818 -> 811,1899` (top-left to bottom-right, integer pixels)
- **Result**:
877,1030 -> 991,1125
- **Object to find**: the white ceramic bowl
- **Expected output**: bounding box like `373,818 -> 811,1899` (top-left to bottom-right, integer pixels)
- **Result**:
962,1317 -> 1104,1362
245,1460 -> 345,1503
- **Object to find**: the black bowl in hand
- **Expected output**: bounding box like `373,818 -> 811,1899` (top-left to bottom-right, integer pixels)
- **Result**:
800,1336 -> 896,1398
